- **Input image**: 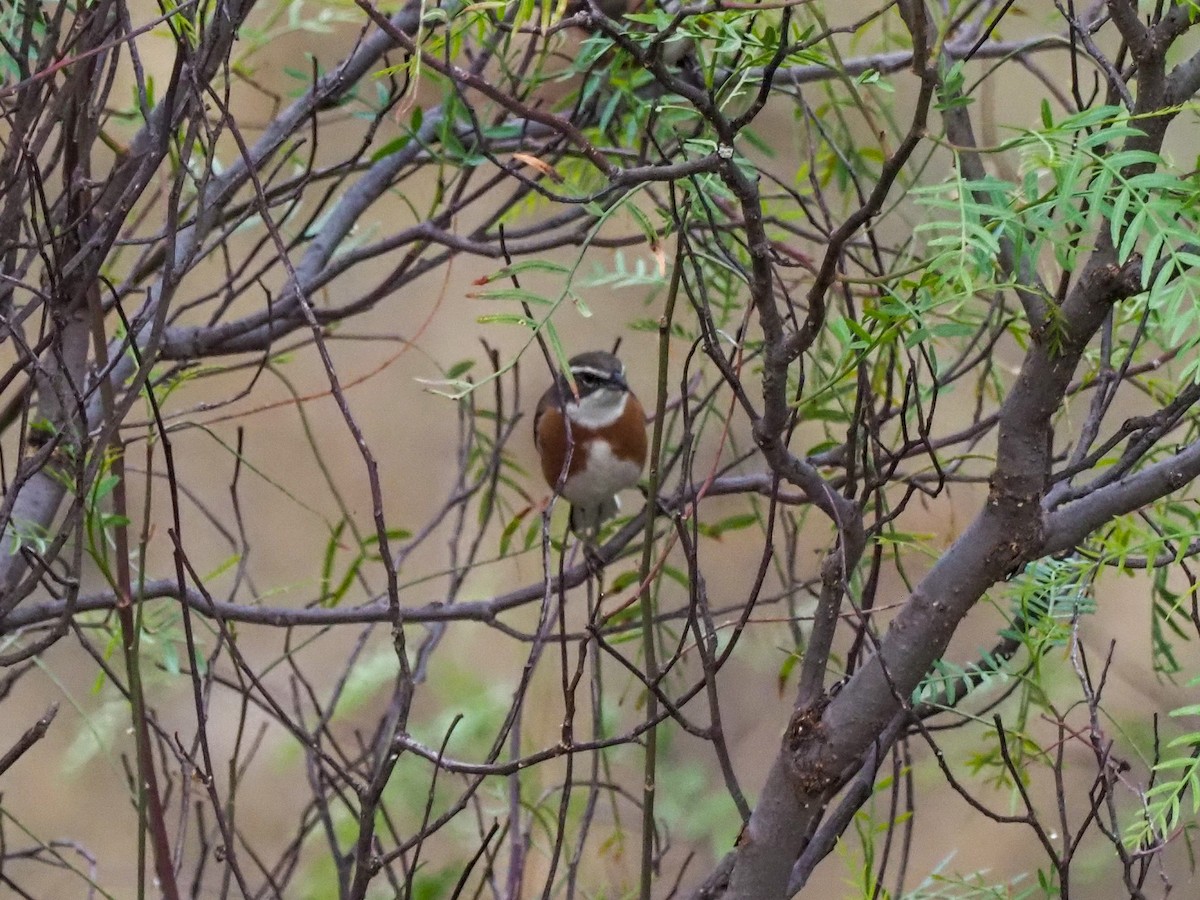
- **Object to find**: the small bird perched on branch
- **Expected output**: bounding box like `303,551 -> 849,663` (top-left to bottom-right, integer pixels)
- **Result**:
534,350 -> 647,539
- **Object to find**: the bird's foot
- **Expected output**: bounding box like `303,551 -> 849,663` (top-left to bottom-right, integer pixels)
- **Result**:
583,543 -> 605,578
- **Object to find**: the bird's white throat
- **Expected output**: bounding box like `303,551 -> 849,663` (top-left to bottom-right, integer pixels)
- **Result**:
566,388 -> 627,429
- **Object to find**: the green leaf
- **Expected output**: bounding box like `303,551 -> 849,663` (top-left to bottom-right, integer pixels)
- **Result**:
476,313 -> 537,328
544,321 -> 571,383
445,359 -> 475,379
362,527 -> 413,549
624,201 -> 659,246
470,288 -> 555,305
609,569 -> 641,592
776,652 -> 800,695
481,260 -> 571,282
162,641 -> 180,677
203,553 -> 242,581
370,134 -> 411,162
320,519 -> 349,604
697,513 -> 759,539
498,512 -> 525,558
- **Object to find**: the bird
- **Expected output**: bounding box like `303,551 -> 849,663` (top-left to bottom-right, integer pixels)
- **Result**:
534,350 -> 647,539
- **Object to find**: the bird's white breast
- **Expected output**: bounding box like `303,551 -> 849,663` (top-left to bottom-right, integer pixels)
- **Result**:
562,439 -> 642,505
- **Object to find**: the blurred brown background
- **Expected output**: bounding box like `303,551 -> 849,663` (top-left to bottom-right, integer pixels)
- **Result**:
3,2 -> 1199,897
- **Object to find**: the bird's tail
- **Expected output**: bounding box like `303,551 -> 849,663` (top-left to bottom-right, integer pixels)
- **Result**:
569,495 -> 620,540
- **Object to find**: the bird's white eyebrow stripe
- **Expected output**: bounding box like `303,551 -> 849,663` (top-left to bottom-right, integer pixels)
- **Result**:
570,365 -> 622,380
